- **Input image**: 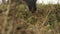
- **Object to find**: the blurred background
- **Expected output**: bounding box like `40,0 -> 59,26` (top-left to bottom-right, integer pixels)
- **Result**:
0,0 -> 60,4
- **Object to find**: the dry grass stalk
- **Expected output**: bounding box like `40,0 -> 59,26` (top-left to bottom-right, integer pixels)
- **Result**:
6,21 -> 13,34
1,0 -> 11,34
41,9 -> 51,27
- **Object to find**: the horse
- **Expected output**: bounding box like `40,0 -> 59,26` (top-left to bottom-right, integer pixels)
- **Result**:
8,0 -> 37,13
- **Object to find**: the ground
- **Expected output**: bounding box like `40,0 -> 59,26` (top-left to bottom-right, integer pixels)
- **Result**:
0,4 -> 60,34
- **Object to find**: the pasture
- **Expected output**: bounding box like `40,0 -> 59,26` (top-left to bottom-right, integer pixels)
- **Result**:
0,4 -> 60,34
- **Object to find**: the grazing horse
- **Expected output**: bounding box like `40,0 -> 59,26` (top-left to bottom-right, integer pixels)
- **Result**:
23,0 -> 37,12
7,0 -> 37,13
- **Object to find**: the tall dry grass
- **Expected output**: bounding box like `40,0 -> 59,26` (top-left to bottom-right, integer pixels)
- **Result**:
0,4 -> 60,34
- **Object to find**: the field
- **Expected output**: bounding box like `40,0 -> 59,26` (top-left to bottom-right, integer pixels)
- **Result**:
0,4 -> 60,34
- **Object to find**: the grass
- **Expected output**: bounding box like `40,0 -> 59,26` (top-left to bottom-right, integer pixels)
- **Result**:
0,4 -> 60,34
